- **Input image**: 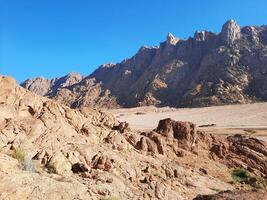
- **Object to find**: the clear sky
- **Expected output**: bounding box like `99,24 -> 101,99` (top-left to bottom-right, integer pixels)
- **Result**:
1,0 -> 267,82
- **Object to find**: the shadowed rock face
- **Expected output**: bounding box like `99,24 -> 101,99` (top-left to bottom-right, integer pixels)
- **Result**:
21,20 -> 267,109
193,190 -> 267,200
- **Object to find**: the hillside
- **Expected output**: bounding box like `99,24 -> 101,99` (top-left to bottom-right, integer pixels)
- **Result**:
1,75 -> 267,199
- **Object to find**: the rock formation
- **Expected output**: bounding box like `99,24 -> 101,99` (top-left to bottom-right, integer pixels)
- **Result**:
193,190 -> 267,200
21,20 -> 267,109
21,72 -> 83,96
1,75 -> 267,199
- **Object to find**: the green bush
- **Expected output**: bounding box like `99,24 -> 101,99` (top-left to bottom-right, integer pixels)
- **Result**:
231,168 -> 266,189
231,168 -> 251,183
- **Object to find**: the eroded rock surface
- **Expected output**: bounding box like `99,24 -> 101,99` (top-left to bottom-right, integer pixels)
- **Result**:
193,190 -> 267,200
1,76 -> 267,200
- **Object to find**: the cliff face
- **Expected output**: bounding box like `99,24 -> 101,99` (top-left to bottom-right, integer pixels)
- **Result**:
22,20 -> 267,108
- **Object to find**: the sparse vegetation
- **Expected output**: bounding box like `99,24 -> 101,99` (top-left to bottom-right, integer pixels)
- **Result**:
13,148 -> 26,163
12,148 -> 35,172
209,188 -> 221,193
46,164 -> 57,174
231,168 -> 251,183
231,168 -> 266,189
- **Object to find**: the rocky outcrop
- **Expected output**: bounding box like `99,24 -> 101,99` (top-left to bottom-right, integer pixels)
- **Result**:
152,118 -> 267,177
211,135 -> 267,177
112,121 -> 130,133
193,190 -> 267,200
47,152 -> 72,176
220,19 -> 241,45
135,131 -> 165,154
1,75 -> 267,199
155,118 -> 197,150
91,154 -> 113,172
225,135 -> 267,177
22,20 -> 267,109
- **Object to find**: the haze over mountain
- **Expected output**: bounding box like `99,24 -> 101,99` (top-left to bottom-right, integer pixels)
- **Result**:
22,20 -> 267,109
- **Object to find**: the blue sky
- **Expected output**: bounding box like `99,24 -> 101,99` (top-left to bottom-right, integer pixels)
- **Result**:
1,0 -> 267,82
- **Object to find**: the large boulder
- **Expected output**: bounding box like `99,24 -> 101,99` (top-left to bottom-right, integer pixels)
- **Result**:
155,118 -> 197,150
47,152 -> 72,176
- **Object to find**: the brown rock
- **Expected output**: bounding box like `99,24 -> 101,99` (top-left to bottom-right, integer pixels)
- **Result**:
193,190 -> 267,200
104,131 -> 130,151
155,118 -> 197,150
91,154 -> 113,172
112,121 -> 130,133
135,132 -> 165,154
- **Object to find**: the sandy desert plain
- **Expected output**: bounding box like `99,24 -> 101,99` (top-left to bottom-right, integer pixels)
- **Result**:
109,103 -> 267,142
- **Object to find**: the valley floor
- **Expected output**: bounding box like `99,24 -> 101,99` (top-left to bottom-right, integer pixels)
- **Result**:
109,103 -> 267,141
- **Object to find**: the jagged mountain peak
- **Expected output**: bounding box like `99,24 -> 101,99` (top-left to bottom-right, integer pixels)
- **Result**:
166,32 -> 179,45
21,20 -> 267,109
65,72 -> 83,79
220,19 -> 241,45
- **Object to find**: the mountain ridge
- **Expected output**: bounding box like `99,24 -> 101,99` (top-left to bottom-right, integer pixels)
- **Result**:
21,19 -> 267,109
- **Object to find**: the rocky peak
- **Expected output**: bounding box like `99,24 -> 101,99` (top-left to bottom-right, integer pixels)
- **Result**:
166,32 -> 179,45
220,19 -> 241,45
21,77 -> 52,96
194,31 -> 206,41
194,30 -> 216,41
54,72 -> 83,88
241,26 -> 260,43
66,72 -> 83,79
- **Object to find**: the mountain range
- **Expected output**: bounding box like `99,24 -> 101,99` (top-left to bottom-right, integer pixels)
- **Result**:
21,19 -> 267,109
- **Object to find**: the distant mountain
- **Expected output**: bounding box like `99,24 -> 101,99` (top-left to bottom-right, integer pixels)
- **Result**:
21,20 -> 267,108
21,72 -> 118,109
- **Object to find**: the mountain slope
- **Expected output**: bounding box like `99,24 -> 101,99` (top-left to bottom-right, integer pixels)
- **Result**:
22,20 -> 267,108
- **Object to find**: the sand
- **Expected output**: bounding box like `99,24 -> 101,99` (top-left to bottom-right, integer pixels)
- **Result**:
108,103 -> 267,141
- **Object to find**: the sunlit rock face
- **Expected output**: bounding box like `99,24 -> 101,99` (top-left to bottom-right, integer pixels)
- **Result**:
220,19 -> 241,45
1,76 -> 267,199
